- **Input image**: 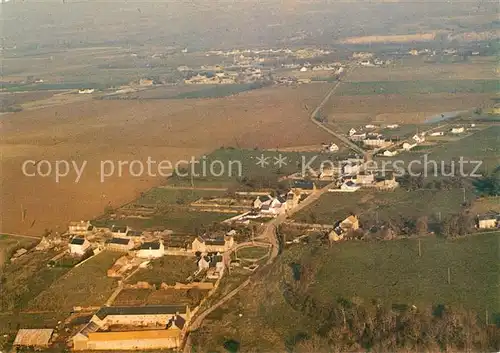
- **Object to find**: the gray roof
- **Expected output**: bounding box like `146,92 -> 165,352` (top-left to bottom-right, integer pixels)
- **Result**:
140,241 -> 161,250
95,305 -> 187,320
107,237 -> 130,245
111,225 -> 128,233
70,237 -> 86,245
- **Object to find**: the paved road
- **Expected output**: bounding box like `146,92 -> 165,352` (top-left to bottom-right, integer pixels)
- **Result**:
309,67 -> 366,155
0,232 -> 41,240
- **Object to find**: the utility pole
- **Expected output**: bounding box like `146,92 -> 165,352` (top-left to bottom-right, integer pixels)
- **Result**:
418,239 -> 421,257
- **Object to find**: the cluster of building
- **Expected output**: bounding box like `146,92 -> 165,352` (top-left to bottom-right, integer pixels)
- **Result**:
348,126 -> 400,149
328,214 -> 360,242
184,72 -> 237,84
351,52 -> 391,67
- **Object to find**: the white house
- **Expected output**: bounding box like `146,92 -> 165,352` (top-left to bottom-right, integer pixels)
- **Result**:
386,124 -> 399,129
68,221 -> 93,236
348,128 -> 357,136
340,181 -> 360,192
343,162 -> 361,176
69,237 -> 91,256
260,196 -> 287,216
382,150 -> 398,157
78,88 -> 94,94
451,127 -> 465,134
111,225 -> 130,238
299,67 -> 308,72
402,142 -> 417,151
430,131 -> 444,137
192,233 -> 235,253
350,132 -> 367,142
326,143 -> 339,152
253,195 -> 273,209
365,124 -> 377,129
412,134 -> 425,143
136,240 -> 164,259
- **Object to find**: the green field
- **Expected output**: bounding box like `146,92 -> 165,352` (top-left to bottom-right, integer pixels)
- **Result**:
336,79 -> 499,96
97,211 -> 232,234
168,148 -> 349,188
27,251 -> 121,311
428,126 -> 500,171
127,256 -> 198,286
235,246 -> 270,260
293,188 -> 472,226
0,247 -> 68,312
307,233 -> 499,315
134,188 -> 226,206
173,82 -> 270,99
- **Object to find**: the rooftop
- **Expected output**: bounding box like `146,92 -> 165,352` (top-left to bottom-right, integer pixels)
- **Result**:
70,237 -> 86,245
107,237 -> 131,245
140,241 -> 161,250
95,305 -> 188,320
13,329 -> 54,347
88,329 -> 181,341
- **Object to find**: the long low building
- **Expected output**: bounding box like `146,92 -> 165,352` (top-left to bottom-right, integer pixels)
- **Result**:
75,328 -> 182,351
73,305 -> 191,351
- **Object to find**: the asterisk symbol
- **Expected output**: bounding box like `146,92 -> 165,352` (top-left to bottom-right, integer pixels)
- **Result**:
273,154 -> 288,168
256,154 -> 270,168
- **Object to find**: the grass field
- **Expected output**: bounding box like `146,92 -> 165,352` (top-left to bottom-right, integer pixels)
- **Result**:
97,211 -> 232,234
27,251 -> 121,311
168,148 -> 349,188
127,256 -> 197,285
235,246 -> 270,260
428,126 -> 500,171
134,188 -> 227,206
293,188 -> 473,226
336,79 -> 499,96
0,248 -> 68,312
0,234 -> 38,267
309,233 -> 499,315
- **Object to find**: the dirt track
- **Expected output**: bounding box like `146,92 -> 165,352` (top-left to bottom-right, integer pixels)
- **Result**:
1,84 -> 333,235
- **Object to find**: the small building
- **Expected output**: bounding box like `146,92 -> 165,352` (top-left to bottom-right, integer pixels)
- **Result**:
253,195 -> 273,209
363,138 -> 391,148
106,237 -> 135,252
139,78 -> 154,86
340,181 -> 360,192
375,175 -> 399,190
348,128 -> 357,136
291,179 -> 316,194
286,190 -> 301,209
355,172 -> 375,185
111,225 -> 130,238
430,131 -> 444,137
325,143 -> 339,152
328,228 -> 344,242
340,215 -> 360,232
68,220 -> 93,235
451,127 -> 465,134
402,142 -> 417,151
260,196 -> 287,216
386,124 -> 399,129
350,132 -> 367,142
382,150 -> 398,157
412,134 -> 426,143
477,213 -> 498,229
13,329 -> 54,348
192,233 -> 235,253
365,124 -> 377,129
69,236 -> 91,256
137,240 -> 165,259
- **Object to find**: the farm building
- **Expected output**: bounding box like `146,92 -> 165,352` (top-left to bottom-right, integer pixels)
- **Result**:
68,220 -> 93,235
74,328 -> 182,351
136,240 -> 165,259
253,195 -> 273,209
13,329 -> 54,348
192,233 -> 235,253
291,179 -> 316,194
72,305 -> 190,351
451,127 -> 465,134
111,225 -> 131,237
106,237 -> 135,252
340,215 -> 360,232
477,213 -> 499,229
69,236 -> 91,256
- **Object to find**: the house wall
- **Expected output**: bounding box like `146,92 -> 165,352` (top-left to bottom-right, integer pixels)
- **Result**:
479,219 -> 496,229
100,313 -> 188,327
83,336 -> 180,350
